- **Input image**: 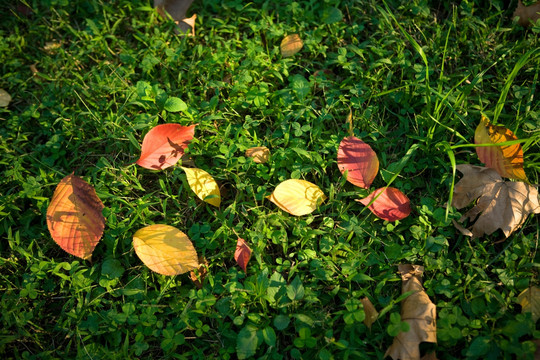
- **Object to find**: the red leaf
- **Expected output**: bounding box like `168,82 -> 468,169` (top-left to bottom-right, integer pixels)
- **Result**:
337,136 -> 379,188
234,237 -> 252,272
46,174 -> 105,259
136,124 -> 196,170
357,187 -> 411,221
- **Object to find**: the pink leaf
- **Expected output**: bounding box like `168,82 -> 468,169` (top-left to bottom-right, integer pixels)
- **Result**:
337,136 -> 379,188
357,187 -> 411,221
234,237 -> 252,272
136,124 -> 196,170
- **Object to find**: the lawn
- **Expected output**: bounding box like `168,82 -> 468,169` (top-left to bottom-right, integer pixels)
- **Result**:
0,0 -> 539,359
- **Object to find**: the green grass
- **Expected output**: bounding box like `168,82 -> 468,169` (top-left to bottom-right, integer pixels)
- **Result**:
1,0 -> 539,358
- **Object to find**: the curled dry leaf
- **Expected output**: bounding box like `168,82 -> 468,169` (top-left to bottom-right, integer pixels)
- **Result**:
182,167 -> 221,207
452,164 -> 540,238
385,265 -> 437,360
46,174 -> 105,259
246,146 -> 270,164
154,0 -> 196,35
190,256 -> 208,289
517,286 -> 540,322
136,123 -> 196,170
513,0 -> 540,26
267,179 -> 326,216
357,187 -> 411,221
475,115 -> 527,182
0,89 -> 12,107
337,136 -> 379,188
361,297 -> 379,329
133,224 -> 198,276
234,237 -> 252,272
280,34 -> 303,57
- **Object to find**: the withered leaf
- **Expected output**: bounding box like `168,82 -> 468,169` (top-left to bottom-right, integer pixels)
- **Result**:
0,89 -> 12,107
190,256 -> 208,289
513,0 -> 540,26
154,0 -> 196,35
280,34 -> 303,57
385,265 -> 436,360
246,146 -> 270,164
361,297 -> 379,329
517,286 -> 540,322
452,164 -> 540,238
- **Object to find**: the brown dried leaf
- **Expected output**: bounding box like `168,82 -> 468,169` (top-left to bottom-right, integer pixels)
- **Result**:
517,286 -> 540,322
154,0 -> 196,35
190,257 -> 208,289
246,146 -> 270,164
361,297 -> 379,329
385,265 -> 437,360
452,164 -> 540,238
513,0 -> 540,26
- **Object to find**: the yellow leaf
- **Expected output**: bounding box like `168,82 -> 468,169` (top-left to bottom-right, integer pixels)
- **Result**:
182,167 -> 221,207
280,34 -> 303,57
517,286 -> 540,322
133,224 -> 199,276
267,179 -> 326,216
0,89 -> 12,107
475,115 -> 527,182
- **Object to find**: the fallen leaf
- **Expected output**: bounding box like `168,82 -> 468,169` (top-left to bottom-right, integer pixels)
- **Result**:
43,41 -> 61,53
513,0 -> 540,26
154,0 -> 196,35
280,34 -> 303,57
133,224 -> 198,275
182,167 -> 221,207
46,174 -> 105,259
385,265 -> 437,360
235,237 -> 252,272
475,115 -> 527,182
361,297 -> 379,329
452,164 -> 540,238
136,123 -> 196,170
357,187 -> 411,221
517,286 -> 540,322
0,89 -> 12,107
337,136 -> 379,188
245,146 -> 270,164
189,256 -> 208,289
267,179 -> 326,216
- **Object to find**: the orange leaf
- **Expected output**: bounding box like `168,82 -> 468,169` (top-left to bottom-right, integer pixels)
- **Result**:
133,224 -> 198,276
234,237 -> 252,272
46,174 -> 105,259
136,124 -> 196,170
280,34 -> 303,57
475,115 -> 527,181
337,136 -> 379,188
245,146 -> 270,164
357,187 -> 411,221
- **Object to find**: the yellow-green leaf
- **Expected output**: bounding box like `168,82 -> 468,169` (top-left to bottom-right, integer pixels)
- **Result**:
182,167 -> 221,207
280,34 -> 303,57
133,224 -> 199,276
475,115 -> 527,181
517,286 -> 540,322
267,179 -> 326,216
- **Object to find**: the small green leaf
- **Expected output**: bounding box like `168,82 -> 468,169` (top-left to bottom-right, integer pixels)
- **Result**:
287,276 -> 305,301
164,97 -> 187,112
261,326 -> 276,347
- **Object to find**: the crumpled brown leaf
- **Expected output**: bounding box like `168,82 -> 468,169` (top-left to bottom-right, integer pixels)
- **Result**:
385,265 -> 437,360
513,0 -> 540,26
154,0 -> 196,35
452,164 -> 540,238
361,297 -> 379,329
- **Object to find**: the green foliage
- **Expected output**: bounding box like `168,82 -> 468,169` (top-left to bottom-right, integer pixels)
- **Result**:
1,0 -> 539,358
